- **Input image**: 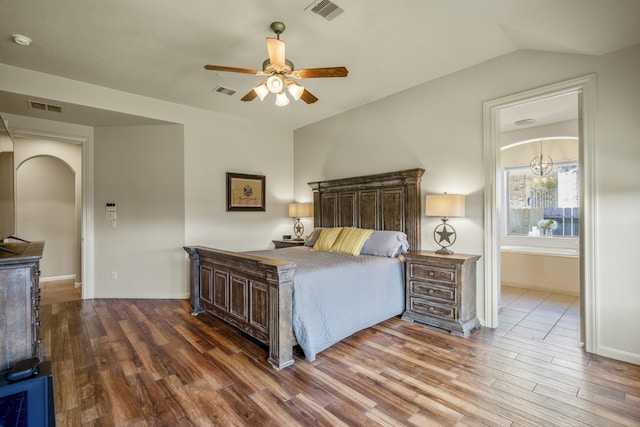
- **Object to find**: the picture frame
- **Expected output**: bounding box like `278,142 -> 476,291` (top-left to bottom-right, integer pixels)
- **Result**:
226,172 -> 266,211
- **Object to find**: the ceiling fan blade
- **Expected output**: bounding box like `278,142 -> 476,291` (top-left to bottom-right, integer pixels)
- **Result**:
266,38 -> 285,67
300,89 -> 318,104
292,67 -> 348,79
204,65 -> 259,75
240,89 -> 258,102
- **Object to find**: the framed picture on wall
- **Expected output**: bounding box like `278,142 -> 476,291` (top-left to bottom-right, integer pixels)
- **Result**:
226,172 -> 266,211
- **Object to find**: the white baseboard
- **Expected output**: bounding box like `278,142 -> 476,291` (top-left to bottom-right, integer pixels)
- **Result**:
501,281 -> 579,297
40,274 -> 76,283
596,345 -> 640,366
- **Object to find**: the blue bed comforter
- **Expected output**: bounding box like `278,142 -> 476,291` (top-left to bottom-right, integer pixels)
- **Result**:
245,246 -> 405,361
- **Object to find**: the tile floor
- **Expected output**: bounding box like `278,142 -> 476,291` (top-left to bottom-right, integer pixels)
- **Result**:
498,285 -> 582,348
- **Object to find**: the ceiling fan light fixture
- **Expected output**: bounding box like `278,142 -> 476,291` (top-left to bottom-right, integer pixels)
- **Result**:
267,74 -> 284,93
203,21 -> 348,106
275,91 -> 290,107
286,81 -> 304,101
254,82 -> 269,100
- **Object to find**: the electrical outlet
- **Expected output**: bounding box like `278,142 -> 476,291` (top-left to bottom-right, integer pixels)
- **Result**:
112,271 -> 118,280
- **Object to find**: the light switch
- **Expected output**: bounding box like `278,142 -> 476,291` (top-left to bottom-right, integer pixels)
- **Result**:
106,212 -> 117,220
106,202 -> 117,212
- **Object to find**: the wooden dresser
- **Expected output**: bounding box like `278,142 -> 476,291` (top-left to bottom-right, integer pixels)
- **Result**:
0,241 -> 45,371
401,250 -> 480,337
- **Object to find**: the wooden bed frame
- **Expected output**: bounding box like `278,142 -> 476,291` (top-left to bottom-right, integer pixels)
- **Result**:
184,168 -> 424,369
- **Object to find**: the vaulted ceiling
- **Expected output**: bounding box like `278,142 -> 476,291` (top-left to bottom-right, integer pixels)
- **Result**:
1,0 -> 639,130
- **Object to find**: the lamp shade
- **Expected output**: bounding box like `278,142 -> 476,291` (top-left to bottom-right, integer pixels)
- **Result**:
286,81 -> 304,101
425,194 -> 465,218
253,82 -> 269,101
275,91 -> 290,106
288,202 -> 313,218
267,74 -> 285,93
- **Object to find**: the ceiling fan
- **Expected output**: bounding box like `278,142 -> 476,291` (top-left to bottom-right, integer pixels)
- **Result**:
204,22 -> 348,106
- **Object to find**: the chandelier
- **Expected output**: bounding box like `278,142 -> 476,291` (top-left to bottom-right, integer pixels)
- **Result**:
530,139 -> 553,176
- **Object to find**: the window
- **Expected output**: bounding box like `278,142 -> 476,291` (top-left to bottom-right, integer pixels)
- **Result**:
506,161 -> 579,237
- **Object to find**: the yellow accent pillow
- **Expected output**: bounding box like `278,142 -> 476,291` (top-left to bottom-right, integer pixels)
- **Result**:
313,227 -> 343,252
331,227 -> 374,256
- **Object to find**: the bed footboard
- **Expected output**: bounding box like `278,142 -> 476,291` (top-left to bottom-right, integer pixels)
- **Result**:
184,246 -> 296,369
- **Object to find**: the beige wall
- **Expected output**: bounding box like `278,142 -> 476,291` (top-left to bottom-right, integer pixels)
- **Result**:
294,45 -> 640,364
501,251 -> 579,296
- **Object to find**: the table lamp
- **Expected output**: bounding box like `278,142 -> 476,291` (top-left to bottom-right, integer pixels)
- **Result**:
425,193 -> 465,255
288,202 -> 313,240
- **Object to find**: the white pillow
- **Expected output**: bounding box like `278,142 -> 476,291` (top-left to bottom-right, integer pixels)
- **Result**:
360,230 -> 409,257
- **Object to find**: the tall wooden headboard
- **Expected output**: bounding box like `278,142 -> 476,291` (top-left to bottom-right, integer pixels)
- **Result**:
308,168 -> 425,251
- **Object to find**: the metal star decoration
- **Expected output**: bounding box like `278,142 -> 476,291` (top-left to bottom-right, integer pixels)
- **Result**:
436,224 -> 455,244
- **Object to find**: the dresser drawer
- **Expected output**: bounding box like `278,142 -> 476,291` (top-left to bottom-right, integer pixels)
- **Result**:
410,280 -> 457,303
409,297 -> 457,320
409,263 -> 456,284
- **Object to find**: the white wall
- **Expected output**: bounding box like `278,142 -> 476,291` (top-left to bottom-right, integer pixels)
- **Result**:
93,124 -> 185,298
294,44 -> 640,364
181,108 -> 294,252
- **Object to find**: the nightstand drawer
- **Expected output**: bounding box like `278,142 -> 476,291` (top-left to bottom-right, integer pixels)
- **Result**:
409,264 -> 456,284
409,297 -> 457,320
410,281 -> 456,303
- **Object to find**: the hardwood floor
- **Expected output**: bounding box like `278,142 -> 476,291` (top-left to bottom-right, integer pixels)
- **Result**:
39,281 -> 640,426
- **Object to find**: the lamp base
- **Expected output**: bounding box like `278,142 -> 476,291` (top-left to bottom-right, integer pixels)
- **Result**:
293,218 -> 305,240
432,220 -> 457,255
435,247 -> 454,255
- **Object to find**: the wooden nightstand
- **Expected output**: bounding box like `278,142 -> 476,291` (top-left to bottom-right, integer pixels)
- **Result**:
272,239 -> 305,249
401,251 -> 481,337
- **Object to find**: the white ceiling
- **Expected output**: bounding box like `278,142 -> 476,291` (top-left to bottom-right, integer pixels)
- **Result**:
1,0 -> 639,131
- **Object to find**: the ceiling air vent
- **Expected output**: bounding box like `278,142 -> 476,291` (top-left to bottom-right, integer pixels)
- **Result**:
28,100 -> 63,113
212,86 -> 237,96
28,101 -> 47,110
305,0 -> 344,21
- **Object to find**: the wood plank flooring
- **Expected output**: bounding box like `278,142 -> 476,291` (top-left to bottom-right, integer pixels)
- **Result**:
39,280 -> 640,426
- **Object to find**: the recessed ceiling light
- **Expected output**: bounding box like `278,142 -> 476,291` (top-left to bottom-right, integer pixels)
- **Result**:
12,34 -> 32,46
514,118 -> 536,126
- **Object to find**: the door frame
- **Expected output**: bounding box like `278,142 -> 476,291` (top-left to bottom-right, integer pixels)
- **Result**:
482,74 -> 597,351
11,127 -> 94,299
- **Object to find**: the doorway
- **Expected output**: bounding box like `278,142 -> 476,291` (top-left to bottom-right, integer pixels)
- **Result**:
482,74 -> 596,351
12,132 -> 87,295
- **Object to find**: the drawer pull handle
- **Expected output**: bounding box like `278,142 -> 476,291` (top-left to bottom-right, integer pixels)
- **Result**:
428,289 -> 434,294
428,271 -> 434,276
